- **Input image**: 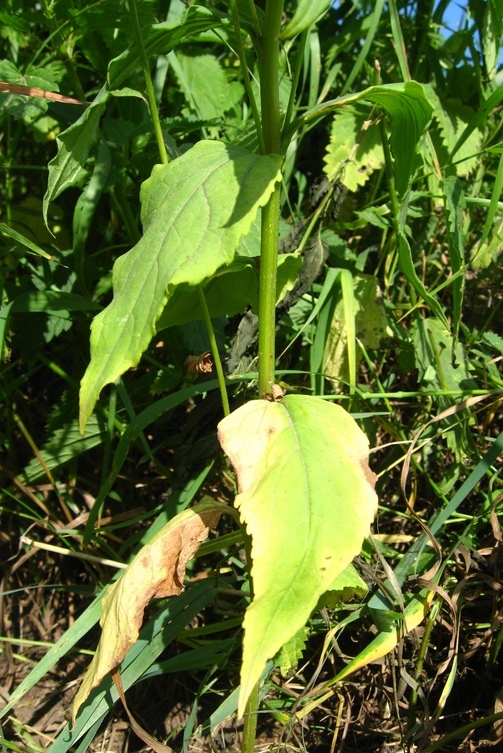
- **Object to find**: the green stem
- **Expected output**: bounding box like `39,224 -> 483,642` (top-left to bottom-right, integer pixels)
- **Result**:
128,0 -> 169,165
257,0 -> 284,397
258,189 -> 281,396
197,287 -> 230,417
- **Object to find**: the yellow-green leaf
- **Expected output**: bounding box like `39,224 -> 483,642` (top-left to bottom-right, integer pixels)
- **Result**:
218,395 -> 377,716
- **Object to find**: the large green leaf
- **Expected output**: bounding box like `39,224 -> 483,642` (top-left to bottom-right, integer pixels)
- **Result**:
217,395 -> 378,716
79,141 -> 282,430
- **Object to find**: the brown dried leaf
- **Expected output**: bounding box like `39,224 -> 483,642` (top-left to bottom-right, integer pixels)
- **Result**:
73,501 -> 224,722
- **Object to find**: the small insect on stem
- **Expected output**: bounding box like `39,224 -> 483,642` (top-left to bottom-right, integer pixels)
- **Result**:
184,351 -> 213,374
262,383 -> 285,402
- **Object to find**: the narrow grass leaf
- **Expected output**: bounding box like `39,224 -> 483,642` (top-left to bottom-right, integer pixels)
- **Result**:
442,176 -> 465,341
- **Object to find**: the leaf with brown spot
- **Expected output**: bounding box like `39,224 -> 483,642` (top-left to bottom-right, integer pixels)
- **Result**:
218,395 -> 378,716
72,500 -> 225,722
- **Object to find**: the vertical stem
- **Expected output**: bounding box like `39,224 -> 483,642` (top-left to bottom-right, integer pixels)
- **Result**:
128,0 -> 169,165
258,189 -> 281,396
242,4 -> 284,751
257,0 -> 284,397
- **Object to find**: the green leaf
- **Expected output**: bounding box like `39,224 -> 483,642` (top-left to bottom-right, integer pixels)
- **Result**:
442,176 -> 465,341
482,0 -> 502,80
217,395 -> 377,716
22,415 -> 107,484
291,82 -> 433,197
9,291 -> 101,316
397,231 -> 449,328
323,104 -> 384,191
107,6 -> 229,90
323,274 -> 391,390
428,87 -> 483,176
79,141 -> 282,431
174,52 -> 244,122
43,87 -> 109,223
156,253 -> 301,330
279,0 -> 332,40
412,318 -> 476,390
0,60 -> 61,122
316,562 -> 368,609
0,222 -> 53,259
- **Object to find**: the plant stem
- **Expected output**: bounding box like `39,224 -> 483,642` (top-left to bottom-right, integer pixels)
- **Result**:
128,0 -> 169,166
197,286 -> 230,417
257,0 -> 284,397
241,3 -> 284,748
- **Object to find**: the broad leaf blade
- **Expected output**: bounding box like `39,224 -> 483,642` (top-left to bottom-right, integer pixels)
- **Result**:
79,141 -> 282,430
218,395 -> 377,716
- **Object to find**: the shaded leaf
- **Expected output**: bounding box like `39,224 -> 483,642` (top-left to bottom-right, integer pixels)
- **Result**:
43,87 -> 109,223
174,52 -> 244,121
323,274 -> 391,390
22,414 -> 107,484
442,176 -> 465,341
316,562 -> 368,610
218,395 -> 377,716
412,318 -> 476,391
72,500 -> 225,722
79,141 -> 282,430
156,253 -> 300,330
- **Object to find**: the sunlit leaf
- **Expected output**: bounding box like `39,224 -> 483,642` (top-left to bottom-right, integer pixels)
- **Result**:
79,141 -> 282,431
218,396 -> 377,716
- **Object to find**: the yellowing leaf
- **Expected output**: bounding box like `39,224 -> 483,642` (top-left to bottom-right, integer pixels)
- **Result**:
324,104 -> 384,191
218,396 -> 377,716
72,501 -> 224,722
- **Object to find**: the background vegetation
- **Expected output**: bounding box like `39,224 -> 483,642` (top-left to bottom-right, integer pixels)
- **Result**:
1,0 -> 502,751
